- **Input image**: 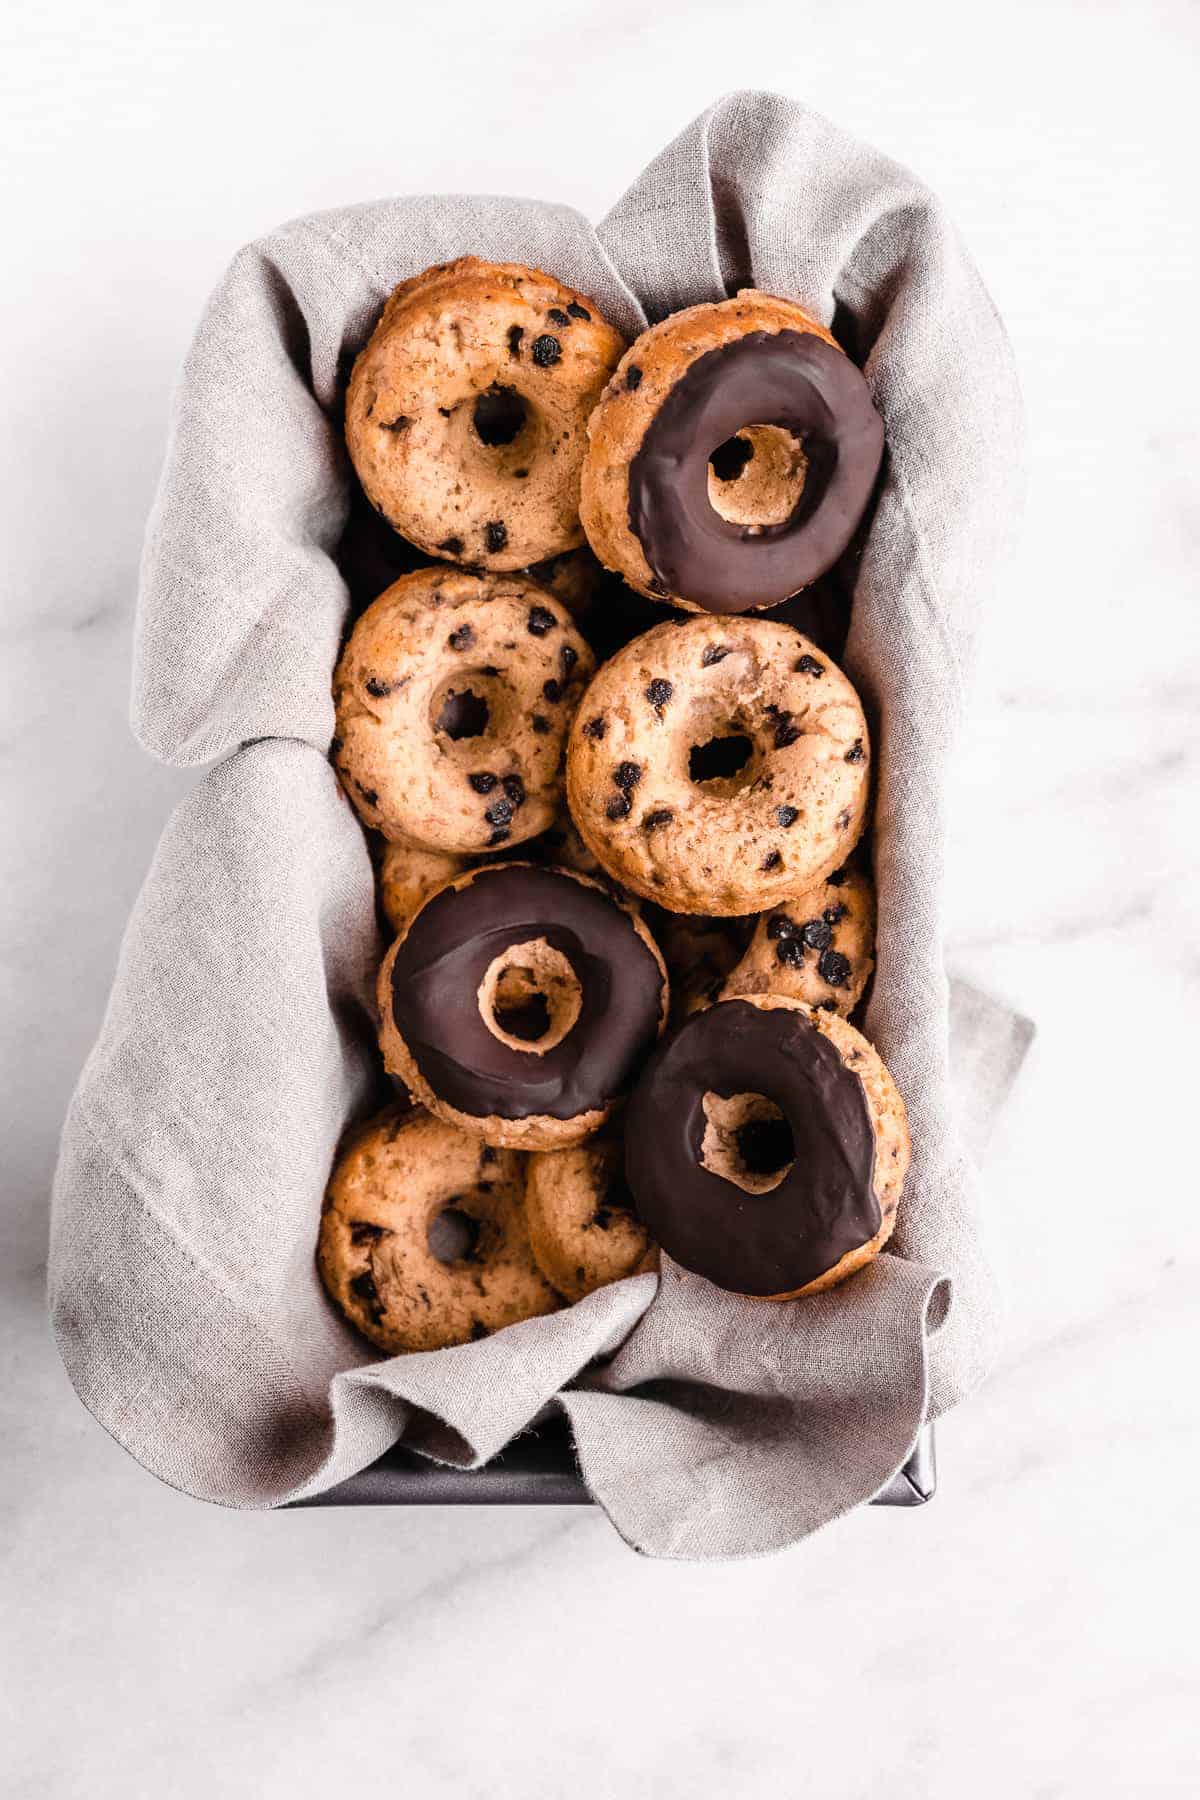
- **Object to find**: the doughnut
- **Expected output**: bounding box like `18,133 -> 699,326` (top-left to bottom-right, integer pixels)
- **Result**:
647,905 -> 753,1022
377,840 -> 466,934
317,1105 -> 559,1353
565,614 -> 870,915
624,996 -> 909,1299
580,291 -> 884,613
345,258 -> 625,571
332,565 -> 593,851
722,864 -> 876,1018
377,863 -> 668,1149
525,1133 -> 658,1303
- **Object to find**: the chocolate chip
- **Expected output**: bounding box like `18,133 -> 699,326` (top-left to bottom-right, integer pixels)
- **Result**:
642,808 -> 673,830
507,325 -> 523,358
625,365 -> 643,390
766,706 -> 803,749
480,1146 -> 497,1164
502,774 -> 526,809
484,798 -> 513,827
582,715 -> 606,740
823,903 -> 847,924
613,760 -> 642,791
826,867 -> 847,886
837,809 -> 852,830
701,644 -> 729,667
795,654 -> 825,677
531,334 -> 561,367
845,740 -> 865,764
527,605 -> 556,636
567,301 -> 590,320
531,714 -> 551,734
766,914 -> 798,941
645,678 -> 673,710
349,1272 -> 383,1319
358,787 -> 379,807
559,644 -> 577,675
818,949 -> 852,987
488,826 -> 512,846
380,414 -> 409,433
447,625 -> 474,651
775,936 -> 805,969
547,307 -> 570,326
647,577 -> 666,596
470,1321 -> 490,1341
542,678 -> 562,703
330,735 -> 343,755
438,535 -> 464,556
349,1220 -> 387,1245
485,521 -> 508,553
468,772 -> 498,794
801,918 -> 833,950
761,849 -> 782,871
775,805 -> 799,828
364,676 -> 392,697
606,793 -> 632,820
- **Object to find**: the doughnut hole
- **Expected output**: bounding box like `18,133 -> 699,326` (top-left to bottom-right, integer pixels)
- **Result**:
478,938 -> 583,1055
430,668 -> 513,761
688,731 -> 754,788
700,1091 -> 795,1195
444,381 -> 541,482
707,425 -> 808,530
683,695 -> 765,799
426,1202 -> 484,1265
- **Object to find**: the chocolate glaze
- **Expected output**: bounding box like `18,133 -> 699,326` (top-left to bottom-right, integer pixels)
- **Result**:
624,1000 -> 879,1296
627,330 -> 884,614
390,865 -> 664,1122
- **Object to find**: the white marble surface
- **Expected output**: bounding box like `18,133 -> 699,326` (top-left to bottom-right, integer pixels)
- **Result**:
2,3 -> 1198,1794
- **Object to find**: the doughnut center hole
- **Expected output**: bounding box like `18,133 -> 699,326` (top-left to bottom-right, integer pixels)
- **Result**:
430,669 -> 514,762
427,1203 -> 482,1265
472,384 -> 528,448
434,687 -> 489,740
689,733 -> 753,784
478,939 -> 582,1055
707,425 -> 808,530
701,1092 -> 795,1196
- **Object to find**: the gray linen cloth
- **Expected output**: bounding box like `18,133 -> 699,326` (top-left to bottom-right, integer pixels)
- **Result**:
50,91 -> 1026,1557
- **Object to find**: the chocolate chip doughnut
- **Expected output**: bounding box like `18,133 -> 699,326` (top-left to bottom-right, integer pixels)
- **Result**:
722,864 -> 876,1018
625,996 -> 909,1299
332,566 -> 593,851
377,863 -> 668,1149
525,1133 -> 658,1303
345,258 -> 625,571
565,614 -> 870,915
317,1105 -> 559,1353
580,292 -> 884,613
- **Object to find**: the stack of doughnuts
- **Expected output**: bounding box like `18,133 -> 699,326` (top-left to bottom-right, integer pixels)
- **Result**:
318,257 -> 909,1354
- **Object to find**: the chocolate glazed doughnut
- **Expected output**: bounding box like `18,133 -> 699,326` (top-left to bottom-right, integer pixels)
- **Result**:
378,863 -> 668,1150
624,996 -> 909,1298
580,292 -> 884,614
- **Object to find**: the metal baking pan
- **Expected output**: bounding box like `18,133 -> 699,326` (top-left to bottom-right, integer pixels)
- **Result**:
292,1417 -> 935,1508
